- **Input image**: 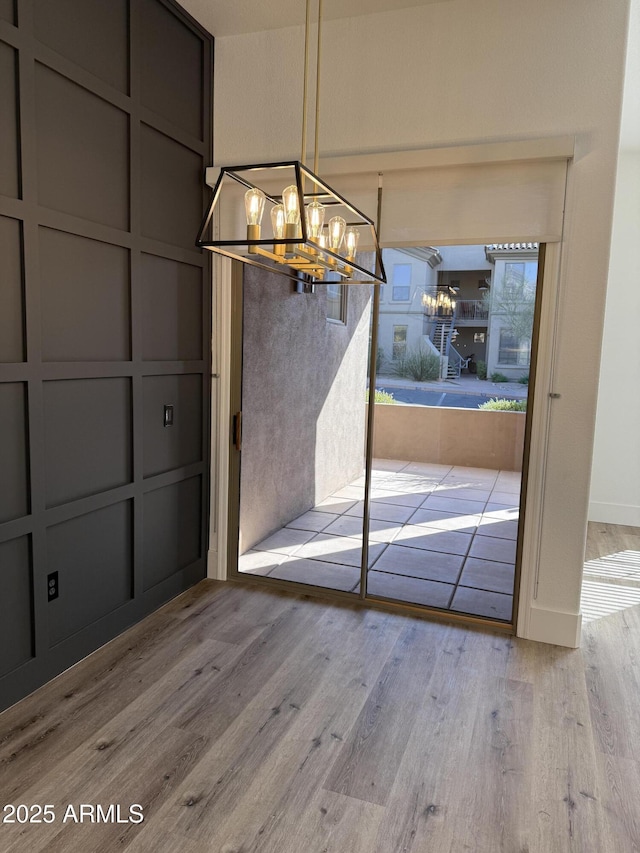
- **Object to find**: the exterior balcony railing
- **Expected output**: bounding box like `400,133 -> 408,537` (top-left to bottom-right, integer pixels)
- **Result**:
454,299 -> 489,325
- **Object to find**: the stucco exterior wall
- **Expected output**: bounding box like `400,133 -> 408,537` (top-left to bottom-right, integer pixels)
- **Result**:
239,268 -> 371,552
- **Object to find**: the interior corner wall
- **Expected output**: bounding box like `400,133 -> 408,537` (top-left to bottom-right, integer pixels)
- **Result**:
0,0 -> 213,712
589,0 -> 640,528
589,151 -> 640,527
239,268 -> 370,553
213,0 -> 630,640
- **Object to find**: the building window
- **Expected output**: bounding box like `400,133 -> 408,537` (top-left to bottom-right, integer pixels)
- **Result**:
503,262 -> 537,296
498,329 -> 531,365
392,325 -> 408,360
392,264 -> 411,301
326,284 -> 347,323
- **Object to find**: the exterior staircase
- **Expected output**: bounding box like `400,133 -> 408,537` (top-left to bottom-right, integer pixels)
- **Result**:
429,317 -> 460,378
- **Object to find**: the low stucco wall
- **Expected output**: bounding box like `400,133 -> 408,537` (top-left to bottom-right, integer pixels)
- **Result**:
371,404 -> 526,472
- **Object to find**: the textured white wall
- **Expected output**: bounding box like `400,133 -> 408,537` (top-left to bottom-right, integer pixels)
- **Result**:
213,0 -> 630,634
590,0 -> 640,526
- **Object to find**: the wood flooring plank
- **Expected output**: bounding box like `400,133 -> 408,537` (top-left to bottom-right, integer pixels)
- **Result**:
256,789 -> 385,853
595,752 -> 640,851
530,645 -> 609,853
323,618 -> 444,806
372,630 -> 484,852
583,611 -> 640,761
448,676 -> 534,853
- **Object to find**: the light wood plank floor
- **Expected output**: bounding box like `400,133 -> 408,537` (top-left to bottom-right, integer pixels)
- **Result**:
1,546 -> 640,852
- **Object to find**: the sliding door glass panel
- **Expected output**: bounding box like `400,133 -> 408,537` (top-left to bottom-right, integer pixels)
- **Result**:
365,244 -> 537,622
235,265 -> 372,595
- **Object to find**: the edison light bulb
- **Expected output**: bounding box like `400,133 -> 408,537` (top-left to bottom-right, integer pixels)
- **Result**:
344,226 -> 360,260
244,188 -> 265,253
244,188 -> 265,226
304,201 -> 325,256
305,201 -> 325,240
282,185 -> 301,253
328,216 -> 346,253
271,203 -> 286,256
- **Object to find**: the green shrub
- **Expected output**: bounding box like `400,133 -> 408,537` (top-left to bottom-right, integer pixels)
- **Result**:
390,344 -> 440,381
476,360 -> 487,380
518,374 -> 529,385
479,398 -> 527,412
365,388 -> 396,405
376,346 -> 385,373
490,372 -> 509,383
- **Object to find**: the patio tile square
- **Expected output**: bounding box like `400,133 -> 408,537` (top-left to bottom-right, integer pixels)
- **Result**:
253,527 -> 316,556
407,508 -> 480,535
368,571 -> 454,608
421,495 -> 487,515
372,544 -> 464,583
372,458 -> 411,473
441,473 -> 498,489
459,557 -> 515,594
449,466 -> 499,479
393,524 -> 473,556
322,515 -> 403,543
382,476 -> 439,495
485,501 -> 520,513
433,486 -> 492,502
477,516 -> 519,540
450,586 -> 513,621
314,496 -> 358,514
332,485 -> 366,500
494,472 -> 522,488
490,490 -> 521,506
286,510 -> 338,533
482,506 -> 519,521
269,557 -> 360,592
370,489 -> 426,508
402,462 -> 452,478
468,535 -> 517,564
294,533 -> 387,567
345,501 -> 416,523
237,550 -> 287,576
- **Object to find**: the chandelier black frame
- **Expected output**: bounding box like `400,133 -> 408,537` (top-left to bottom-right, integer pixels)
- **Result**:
196,159 -> 387,286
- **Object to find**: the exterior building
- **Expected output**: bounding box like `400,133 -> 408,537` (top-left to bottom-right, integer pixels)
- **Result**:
378,244 -> 538,381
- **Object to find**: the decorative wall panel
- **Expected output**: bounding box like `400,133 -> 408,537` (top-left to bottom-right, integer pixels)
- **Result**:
0,215 -> 24,362
143,476 -> 201,590
40,228 -> 130,362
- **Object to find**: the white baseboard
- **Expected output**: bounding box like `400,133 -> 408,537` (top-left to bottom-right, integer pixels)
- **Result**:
588,501 -> 640,527
521,604 -> 582,648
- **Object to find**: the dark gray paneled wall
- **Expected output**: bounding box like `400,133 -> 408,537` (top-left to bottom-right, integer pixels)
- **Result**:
0,0 -> 213,711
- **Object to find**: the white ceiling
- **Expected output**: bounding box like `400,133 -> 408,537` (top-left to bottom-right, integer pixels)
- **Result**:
179,0 -> 450,37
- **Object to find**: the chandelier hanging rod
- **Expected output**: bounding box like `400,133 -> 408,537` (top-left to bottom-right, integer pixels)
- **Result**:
194,0 -> 386,286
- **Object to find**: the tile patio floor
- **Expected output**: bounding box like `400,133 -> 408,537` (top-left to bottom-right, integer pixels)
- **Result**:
239,460 -> 521,622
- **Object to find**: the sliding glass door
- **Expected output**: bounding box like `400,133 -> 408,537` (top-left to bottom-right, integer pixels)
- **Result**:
229,242 -> 544,628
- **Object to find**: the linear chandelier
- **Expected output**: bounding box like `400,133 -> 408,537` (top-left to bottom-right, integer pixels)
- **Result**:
196,0 -> 386,286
